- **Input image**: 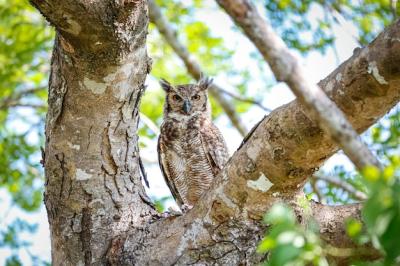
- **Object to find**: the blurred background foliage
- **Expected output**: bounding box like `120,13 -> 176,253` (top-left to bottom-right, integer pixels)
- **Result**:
264,0 -> 399,53
0,0 -> 399,265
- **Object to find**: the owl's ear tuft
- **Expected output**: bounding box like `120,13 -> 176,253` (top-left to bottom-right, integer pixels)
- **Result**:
198,75 -> 213,91
160,78 -> 172,92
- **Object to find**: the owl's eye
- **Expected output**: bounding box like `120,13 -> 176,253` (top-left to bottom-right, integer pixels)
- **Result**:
192,94 -> 201,101
172,95 -> 182,101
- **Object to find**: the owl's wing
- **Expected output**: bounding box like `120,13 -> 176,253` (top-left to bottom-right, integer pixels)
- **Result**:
157,136 -> 184,207
200,122 -> 229,176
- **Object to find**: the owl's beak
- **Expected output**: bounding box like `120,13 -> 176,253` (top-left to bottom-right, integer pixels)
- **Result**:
183,100 -> 192,114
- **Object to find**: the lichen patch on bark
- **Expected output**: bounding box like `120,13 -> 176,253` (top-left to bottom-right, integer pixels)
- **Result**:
83,77 -> 107,94
75,168 -> 93,181
367,61 -> 389,85
247,173 -> 273,192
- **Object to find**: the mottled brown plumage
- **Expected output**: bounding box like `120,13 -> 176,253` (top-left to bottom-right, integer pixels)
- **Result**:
158,77 -> 229,210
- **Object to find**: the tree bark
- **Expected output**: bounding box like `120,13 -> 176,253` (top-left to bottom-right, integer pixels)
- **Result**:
31,0 -> 400,265
30,0 -> 155,265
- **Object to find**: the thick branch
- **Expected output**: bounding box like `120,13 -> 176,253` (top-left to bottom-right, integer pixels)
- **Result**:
216,0 -> 381,170
311,202 -> 381,262
111,20 -> 400,265
30,0 -> 150,63
148,0 -> 248,136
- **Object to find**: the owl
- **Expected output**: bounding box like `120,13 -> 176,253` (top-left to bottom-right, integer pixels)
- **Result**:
157,77 -> 229,211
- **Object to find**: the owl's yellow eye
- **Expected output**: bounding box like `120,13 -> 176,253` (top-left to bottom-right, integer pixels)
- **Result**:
172,95 -> 182,101
192,94 -> 200,101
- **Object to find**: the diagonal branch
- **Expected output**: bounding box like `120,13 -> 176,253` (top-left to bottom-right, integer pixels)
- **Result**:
0,87 -> 45,110
312,175 -> 367,201
218,87 -> 271,112
216,0 -> 381,171
112,19 -> 400,265
148,0 -> 248,136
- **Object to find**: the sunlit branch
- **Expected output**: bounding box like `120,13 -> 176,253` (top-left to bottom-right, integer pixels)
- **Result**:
139,112 -> 160,135
1,103 -> 46,109
148,0 -> 248,136
312,175 -> 367,201
310,177 -> 323,203
0,87 -> 45,110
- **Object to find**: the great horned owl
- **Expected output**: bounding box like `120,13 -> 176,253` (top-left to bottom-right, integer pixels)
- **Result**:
157,77 -> 229,210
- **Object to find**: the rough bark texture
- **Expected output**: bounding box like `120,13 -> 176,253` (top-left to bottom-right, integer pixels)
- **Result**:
31,0 -> 400,265
216,0 -> 381,170
31,0 -> 155,265
148,0 -> 248,136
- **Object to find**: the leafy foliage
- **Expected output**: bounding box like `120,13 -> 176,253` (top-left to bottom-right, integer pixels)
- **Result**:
258,203 -> 329,266
0,130 -> 42,211
0,0 -> 52,264
371,107 -> 400,159
259,158 -> 400,265
263,0 -> 399,53
0,0 -> 52,209
360,160 -> 400,264
0,218 -> 50,266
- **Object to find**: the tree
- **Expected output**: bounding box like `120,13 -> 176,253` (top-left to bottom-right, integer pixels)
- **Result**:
1,0 -> 399,265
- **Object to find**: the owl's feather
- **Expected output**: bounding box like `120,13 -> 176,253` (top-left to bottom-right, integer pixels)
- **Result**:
158,136 -> 185,207
157,78 -> 229,210
199,120 -> 229,176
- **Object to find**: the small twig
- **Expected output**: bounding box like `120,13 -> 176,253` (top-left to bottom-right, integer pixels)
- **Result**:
310,177 -> 323,203
312,175 -> 367,201
218,87 -> 271,112
1,103 -> 46,109
139,112 -> 160,135
391,0 -> 398,18
0,87 -> 46,110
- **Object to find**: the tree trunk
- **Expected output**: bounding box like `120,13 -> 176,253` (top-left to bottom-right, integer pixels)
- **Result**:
31,1 -> 155,264
30,1 -> 400,265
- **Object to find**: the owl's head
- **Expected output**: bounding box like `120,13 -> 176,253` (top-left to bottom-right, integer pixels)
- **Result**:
160,77 -> 213,117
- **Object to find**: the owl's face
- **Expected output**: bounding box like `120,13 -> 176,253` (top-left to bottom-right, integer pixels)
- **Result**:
160,77 -> 212,117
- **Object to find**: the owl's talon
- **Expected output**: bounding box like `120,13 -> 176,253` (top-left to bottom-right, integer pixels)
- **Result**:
181,204 -> 193,212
